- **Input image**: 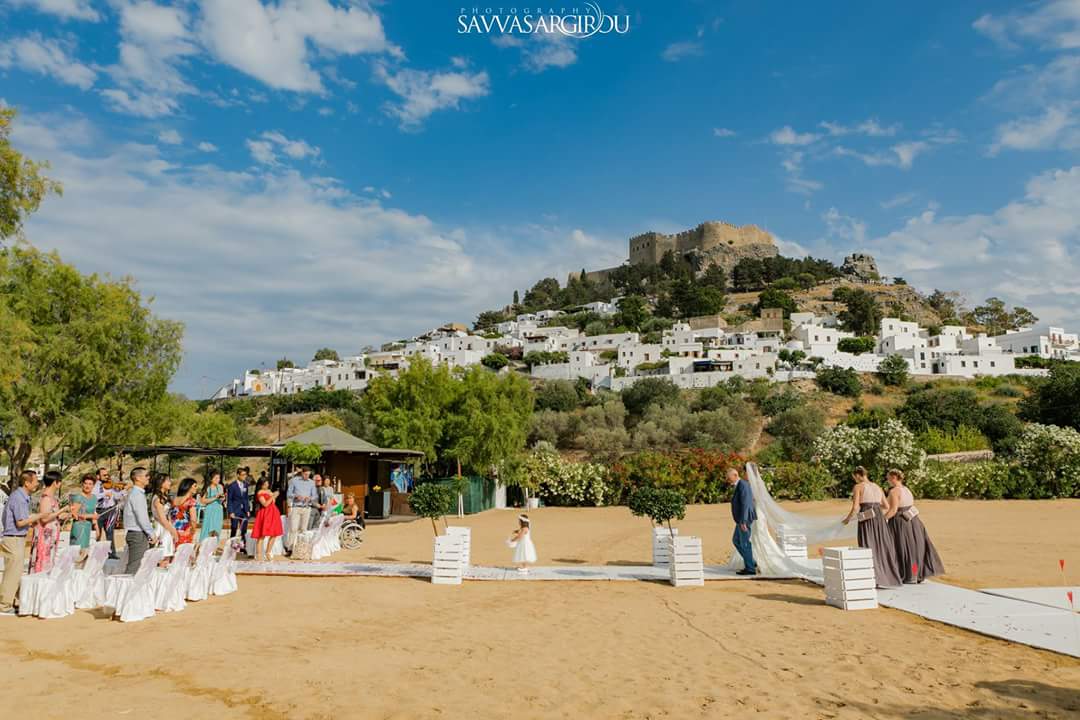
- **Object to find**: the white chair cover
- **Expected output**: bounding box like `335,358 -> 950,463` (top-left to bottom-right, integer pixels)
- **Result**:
210,540 -> 239,596
292,530 -> 316,560
310,516 -> 331,560
153,543 -> 194,612
73,541 -> 112,609
245,533 -> 284,559
18,545 -> 82,618
185,536 -> 219,601
105,548 -> 164,622
321,515 -> 345,556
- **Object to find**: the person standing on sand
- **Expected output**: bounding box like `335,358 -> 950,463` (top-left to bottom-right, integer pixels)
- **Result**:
884,469 -> 944,583
727,468 -> 758,576
507,514 -> 537,574
227,467 -> 251,543
123,468 -> 157,573
843,466 -> 902,588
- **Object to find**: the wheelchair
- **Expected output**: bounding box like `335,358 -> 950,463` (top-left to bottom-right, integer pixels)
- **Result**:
339,515 -> 366,549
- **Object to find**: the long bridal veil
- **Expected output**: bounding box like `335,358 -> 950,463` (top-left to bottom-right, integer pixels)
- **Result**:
724,462 -> 854,579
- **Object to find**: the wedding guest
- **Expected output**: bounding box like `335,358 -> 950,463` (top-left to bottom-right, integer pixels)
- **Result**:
843,466 -> 902,588
251,479 -> 283,562
312,474 -> 334,530
1,471 -> 47,615
286,467 -> 317,552
70,474 -> 99,550
884,469 -> 945,583
32,471 -> 71,573
198,472 -> 225,541
227,467 -> 251,542
150,474 -> 178,559
93,467 -> 124,558
123,467 -> 157,573
341,493 -> 362,524
170,478 -> 199,546
727,467 -> 758,576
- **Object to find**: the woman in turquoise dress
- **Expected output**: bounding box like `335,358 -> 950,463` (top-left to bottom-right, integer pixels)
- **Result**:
198,472 -> 225,541
70,474 -> 99,550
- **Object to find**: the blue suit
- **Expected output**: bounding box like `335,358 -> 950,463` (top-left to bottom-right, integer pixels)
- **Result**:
731,478 -> 757,572
227,480 -> 250,539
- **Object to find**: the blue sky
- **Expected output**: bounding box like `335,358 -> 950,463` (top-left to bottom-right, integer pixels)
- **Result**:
1,0 -> 1078,397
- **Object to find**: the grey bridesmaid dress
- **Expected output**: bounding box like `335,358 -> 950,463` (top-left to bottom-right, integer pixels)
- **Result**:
855,482 -> 903,588
889,486 -> 945,583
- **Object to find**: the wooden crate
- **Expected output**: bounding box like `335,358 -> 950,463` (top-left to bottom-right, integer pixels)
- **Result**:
445,526 -> 471,568
432,534 -> 464,585
822,547 -> 878,610
668,536 -> 704,588
652,527 -> 679,566
777,528 -> 808,560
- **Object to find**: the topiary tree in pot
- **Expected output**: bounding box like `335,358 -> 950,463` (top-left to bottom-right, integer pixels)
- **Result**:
408,482 -> 455,536
628,486 -> 686,538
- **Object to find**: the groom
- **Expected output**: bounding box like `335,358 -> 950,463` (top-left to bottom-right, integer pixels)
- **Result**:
727,468 -> 758,576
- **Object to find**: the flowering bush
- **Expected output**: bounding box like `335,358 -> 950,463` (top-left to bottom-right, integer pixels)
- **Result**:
528,449 -> 611,506
761,462 -> 838,500
913,460 -> 1011,499
609,449 -> 745,504
813,419 -> 926,487
1012,423 -> 1080,498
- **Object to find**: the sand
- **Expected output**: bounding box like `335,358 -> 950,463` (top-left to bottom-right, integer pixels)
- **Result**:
3,499 -> 1079,719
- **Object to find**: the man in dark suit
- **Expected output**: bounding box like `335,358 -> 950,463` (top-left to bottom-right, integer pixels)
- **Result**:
227,467 -> 251,547
728,468 -> 758,575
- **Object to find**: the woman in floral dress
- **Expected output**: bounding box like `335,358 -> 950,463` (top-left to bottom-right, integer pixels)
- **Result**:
32,472 -> 72,573
169,478 -> 200,546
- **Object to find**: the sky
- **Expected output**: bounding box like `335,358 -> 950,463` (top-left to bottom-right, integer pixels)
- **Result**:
1,0 -> 1079,398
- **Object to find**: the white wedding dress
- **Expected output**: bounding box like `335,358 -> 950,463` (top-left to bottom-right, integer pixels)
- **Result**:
724,463 -> 853,580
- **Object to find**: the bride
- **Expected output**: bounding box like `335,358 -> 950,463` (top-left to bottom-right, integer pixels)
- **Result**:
725,462 -> 852,579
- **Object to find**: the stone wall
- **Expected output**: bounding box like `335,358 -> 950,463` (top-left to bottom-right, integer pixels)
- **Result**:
628,221 -> 777,271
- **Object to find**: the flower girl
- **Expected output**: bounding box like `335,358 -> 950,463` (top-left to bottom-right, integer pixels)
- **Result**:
507,514 -> 537,574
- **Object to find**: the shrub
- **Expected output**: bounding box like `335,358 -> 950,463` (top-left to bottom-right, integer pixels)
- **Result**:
758,387 -> 803,416
877,354 -> 910,386
609,449 -> 744,504
277,441 -> 323,464
1020,363 -> 1080,431
631,400 -> 755,453
528,449 -> 611,506
978,403 -> 1025,455
815,366 -> 862,397
918,425 -> 990,454
481,352 -> 509,370
528,409 -> 579,448
914,461 -> 1012,500
1012,423 -> 1080,498
576,401 -> 631,462
627,487 -> 686,534
620,377 -> 682,417
898,386 -> 983,432
767,404 -> 826,461
991,383 -> 1023,398
843,404 -> 893,429
762,462 -> 838,500
838,336 -> 875,355
813,419 -> 926,488
535,380 -> 580,412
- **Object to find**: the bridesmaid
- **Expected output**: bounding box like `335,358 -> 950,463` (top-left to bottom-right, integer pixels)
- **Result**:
198,472 -> 225,541
32,471 -> 72,573
151,474 -> 178,560
884,469 -> 945,583
842,466 -> 902,588
69,474 -> 99,551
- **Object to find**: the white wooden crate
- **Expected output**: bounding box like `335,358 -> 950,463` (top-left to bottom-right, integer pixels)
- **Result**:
432,534 -> 464,585
668,536 -> 704,587
776,526 -> 808,560
822,547 -> 877,610
445,526 -> 471,568
652,527 -> 679,566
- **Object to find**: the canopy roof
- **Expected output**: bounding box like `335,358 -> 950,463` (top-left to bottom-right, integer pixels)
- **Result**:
115,425 -> 422,459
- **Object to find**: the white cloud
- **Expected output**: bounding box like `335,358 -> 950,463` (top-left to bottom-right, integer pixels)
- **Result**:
868,165 -> 1080,325
880,192 -> 916,210
197,141 -> 218,152
769,125 -> 820,146
661,40 -> 704,62
12,110 -> 624,396
8,0 -> 100,22
990,105 -> 1080,154
317,106 -> 334,116
374,62 -> 490,128
822,207 -> 868,246
712,127 -> 736,138
974,1 -> 1080,50
819,119 -> 898,137
100,88 -> 179,117
0,34 -> 97,89
246,130 -> 321,165
198,0 -> 401,93
491,31 -> 578,72
157,129 -> 182,145
778,150 -> 822,194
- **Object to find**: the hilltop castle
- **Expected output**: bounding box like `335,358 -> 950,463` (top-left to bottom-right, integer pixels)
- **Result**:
575,221 -> 778,284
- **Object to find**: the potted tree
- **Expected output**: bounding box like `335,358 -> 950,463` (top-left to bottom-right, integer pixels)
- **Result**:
628,487 -> 702,586
410,483 -> 464,585
408,482 -> 455,536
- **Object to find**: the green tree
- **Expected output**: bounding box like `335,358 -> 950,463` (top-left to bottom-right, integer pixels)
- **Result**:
621,378 -> 682,418
838,336 -> 875,354
837,288 -> 882,335
474,310 -> 508,331
0,246 -> 184,476
408,482 -> 455,535
755,288 -> 797,317
522,277 -> 562,311
965,297 -> 1038,336
0,108 -> 62,243
766,404 -> 826,461
700,264 -> 727,293
361,359 -> 458,466
627,486 -> 686,536
877,354 -> 910,386
276,357 -> 295,370
1020,363 -> 1080,432
443,367 -> 533,475
535,380 -> 579,412
512,289 -> 520,306
616,295 -> 649,330
313,347 -> 340,362
481,352 -> 509,370
815,366 -> 862,397
927,289 -> 963,322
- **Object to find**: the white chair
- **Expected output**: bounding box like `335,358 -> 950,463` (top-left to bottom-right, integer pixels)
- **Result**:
18,545 -> 82,618
324,515 -> 344,555
153,543 -> 193,612
186,536 -> 219,601
210,540 -> 239,596
73,541 -> 112,609
310,517 -> 331,560
104,548 -> 164,622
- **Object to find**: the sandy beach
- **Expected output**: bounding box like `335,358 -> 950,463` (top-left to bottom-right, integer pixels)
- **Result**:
4,499 -> 1079,719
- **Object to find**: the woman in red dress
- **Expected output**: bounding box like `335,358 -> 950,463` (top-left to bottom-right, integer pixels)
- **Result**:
251,478 -> 283,562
